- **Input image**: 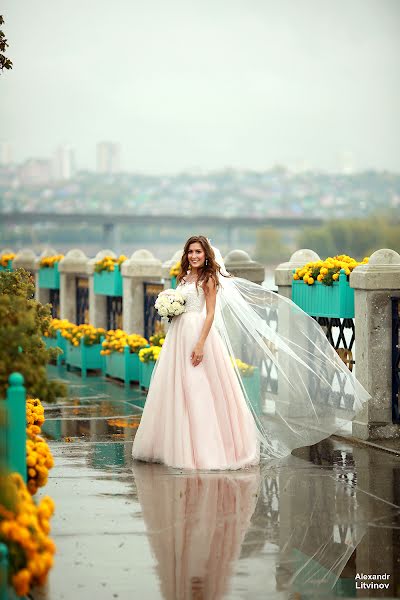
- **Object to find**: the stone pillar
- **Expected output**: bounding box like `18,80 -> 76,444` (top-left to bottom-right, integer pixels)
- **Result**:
224,250 -> 265,284
350,248 -> 400,441
274,249 -> 321,299
58,249 -> 89,323
273,249 -> 320,420
121,249 -> 162,335
87,249 -> 116,329
12,249 -> 37,274
33,247 -> 58,304
162,249 -> 182,289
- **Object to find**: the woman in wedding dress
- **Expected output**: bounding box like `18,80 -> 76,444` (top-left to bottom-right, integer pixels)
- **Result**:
132,236 -> 370,470
132,236 -> 260,469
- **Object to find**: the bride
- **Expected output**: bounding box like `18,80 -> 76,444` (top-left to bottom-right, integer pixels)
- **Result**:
132,235 -> 370,470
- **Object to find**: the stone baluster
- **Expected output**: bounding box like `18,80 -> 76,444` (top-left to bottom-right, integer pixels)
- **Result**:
350,248 -> 400,441
87,249 -> 116,329
274,249 -> 321,299
121,249 -> 162,335
12,248 -> 37,275
162,249 -> 182,289
224,250 -> 265,284
58,249 -> 90,323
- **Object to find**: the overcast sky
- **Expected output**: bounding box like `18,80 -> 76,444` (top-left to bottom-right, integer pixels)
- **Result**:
1,0 -> 399,174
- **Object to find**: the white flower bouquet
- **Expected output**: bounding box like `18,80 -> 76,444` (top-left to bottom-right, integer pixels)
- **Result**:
155,289 -> 186,322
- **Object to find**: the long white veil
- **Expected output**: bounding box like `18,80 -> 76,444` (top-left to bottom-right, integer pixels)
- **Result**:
211,245 -> 370,460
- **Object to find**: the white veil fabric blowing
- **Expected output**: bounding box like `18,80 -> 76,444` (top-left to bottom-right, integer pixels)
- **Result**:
210,244 -> 370,460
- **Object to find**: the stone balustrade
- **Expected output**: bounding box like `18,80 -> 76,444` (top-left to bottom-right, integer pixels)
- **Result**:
3,244 -> 400,444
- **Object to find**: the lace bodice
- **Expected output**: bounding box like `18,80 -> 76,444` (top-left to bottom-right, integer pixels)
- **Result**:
177,281 -> 206,313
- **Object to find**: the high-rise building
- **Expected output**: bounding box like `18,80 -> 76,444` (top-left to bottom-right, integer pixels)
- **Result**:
19,159 -> 52,185
53,145 -> 75,180
0,142 -> 13,165
96,142 -> 120,174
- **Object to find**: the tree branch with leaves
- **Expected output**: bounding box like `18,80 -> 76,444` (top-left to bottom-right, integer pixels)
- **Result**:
0,15 -> 13,73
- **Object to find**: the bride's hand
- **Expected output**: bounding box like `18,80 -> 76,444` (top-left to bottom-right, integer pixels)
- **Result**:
191,344 -> 204,367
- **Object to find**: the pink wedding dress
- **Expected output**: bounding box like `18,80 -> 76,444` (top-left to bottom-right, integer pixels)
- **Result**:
132,279 -> 260,470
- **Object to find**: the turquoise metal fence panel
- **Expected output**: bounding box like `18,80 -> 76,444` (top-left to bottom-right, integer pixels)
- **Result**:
38,263 -> 60,289
66,337 -> 106,377
94,265 -> 123,296
291,269 -> 354,319
5,373 -> 26,483
139,360 -> 155,390
43,330 -> 67,365
242,367 -> 261,416
105,347 -> 141,386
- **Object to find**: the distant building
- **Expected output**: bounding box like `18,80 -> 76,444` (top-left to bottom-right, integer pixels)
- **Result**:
53,145 -> 75,180
19,159 -> 52,186
0,142 -> 13,166
339,151 -> 355,175
96,142 -> 120,174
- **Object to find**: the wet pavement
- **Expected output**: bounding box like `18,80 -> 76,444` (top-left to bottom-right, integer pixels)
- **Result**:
32,365 -> 400,600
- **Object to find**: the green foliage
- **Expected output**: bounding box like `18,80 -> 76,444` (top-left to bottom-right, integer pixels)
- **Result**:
296,217 -> 400,260
0,269 -> 66,402
254,227 -> 291,265
0,16 -> 13,73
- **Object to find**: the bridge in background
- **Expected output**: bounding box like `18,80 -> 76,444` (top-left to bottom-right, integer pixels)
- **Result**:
1,211 -> 324,247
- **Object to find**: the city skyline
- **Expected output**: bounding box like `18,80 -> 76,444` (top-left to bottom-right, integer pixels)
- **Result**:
1,140 -> 396,177
2,1 -> 400,174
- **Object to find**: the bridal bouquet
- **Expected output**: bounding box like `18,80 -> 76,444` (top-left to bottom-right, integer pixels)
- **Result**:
155,289 -> 185,322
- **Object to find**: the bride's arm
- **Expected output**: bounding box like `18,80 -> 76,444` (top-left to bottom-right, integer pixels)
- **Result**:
191,279 -> 217,367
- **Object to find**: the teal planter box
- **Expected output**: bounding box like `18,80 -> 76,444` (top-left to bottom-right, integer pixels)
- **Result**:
39,263 -> 60,289
43,331 -> 67,365
170,275 -> 177,289
0,259 -> 13,272
66,338 -> 105,377
105,347 -> 141,386
140,360 -> 156,390
292,269 -> 354,319
94,265 -> 122,296
242,367 -> 261,416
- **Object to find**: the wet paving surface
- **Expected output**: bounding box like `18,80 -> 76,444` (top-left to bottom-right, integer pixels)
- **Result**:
32,365 -> 400,600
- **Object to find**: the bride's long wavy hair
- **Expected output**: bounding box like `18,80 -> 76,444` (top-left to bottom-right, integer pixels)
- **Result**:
178,236 -> 229,291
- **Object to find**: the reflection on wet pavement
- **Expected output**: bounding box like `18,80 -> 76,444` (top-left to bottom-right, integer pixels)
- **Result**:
33,365 -> 400,600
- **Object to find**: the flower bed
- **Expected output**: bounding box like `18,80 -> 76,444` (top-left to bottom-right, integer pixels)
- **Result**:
66,338 -> 105,376
139,360 -> 155,390
291,255 -> 369,319
0,392 -> 56,598
94,255 -> 126,296
233,358 -> 261,415
105,349 -> 141,385
26,398 -> 54,495
139,346 -> 161,390
101,330 -> 148,385
43,330 -> 67,365
169,260 -> 180,289
0,473 -> 56,598
94,264 -> 123,296
38,262 -> 60,289
292,270 -> 355,318
242,367 -> 261,416
0,252 -> 14,272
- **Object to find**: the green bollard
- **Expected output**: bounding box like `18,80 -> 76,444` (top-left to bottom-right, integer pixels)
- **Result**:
5,373 -> 26,483
80,336 -> 87,378
0,543 -> 9,600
